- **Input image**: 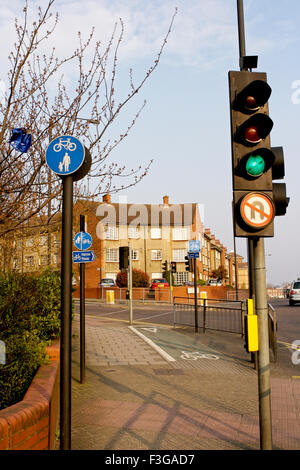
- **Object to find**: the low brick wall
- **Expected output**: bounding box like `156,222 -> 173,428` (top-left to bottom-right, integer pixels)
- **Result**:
0,341 -> 60,451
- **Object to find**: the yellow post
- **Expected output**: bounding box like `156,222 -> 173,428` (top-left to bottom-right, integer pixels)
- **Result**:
246,298 -> 258,352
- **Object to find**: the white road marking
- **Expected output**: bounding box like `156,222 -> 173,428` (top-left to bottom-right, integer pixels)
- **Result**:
129,326 -> 176,362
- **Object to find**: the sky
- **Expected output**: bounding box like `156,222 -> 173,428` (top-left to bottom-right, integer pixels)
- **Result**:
1,0 -> 300,286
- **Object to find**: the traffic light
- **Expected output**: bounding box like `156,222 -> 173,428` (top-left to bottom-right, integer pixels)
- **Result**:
228,70 -> 289,237
162,260 -> 168,276
119,246 -> 129,269
170,261 -> 177,273
185,255 -> 193,272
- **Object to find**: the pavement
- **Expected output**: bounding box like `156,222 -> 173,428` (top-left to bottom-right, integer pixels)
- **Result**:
69,305 -> 300,451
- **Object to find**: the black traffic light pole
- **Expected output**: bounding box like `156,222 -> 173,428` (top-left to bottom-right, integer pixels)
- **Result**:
236,0 -> 272,450
193,258 -> 198,333
79,215 -> 86,384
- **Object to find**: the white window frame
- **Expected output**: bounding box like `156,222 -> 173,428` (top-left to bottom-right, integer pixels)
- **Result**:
172,227 -> 190,240
106,248 -> 119,262
105,225 -> 119,240
175,272 -> 189,285
151,249 -> 162,261
150,227 -> 161,239
128,227 -> 140,239
172,249 -> 185,262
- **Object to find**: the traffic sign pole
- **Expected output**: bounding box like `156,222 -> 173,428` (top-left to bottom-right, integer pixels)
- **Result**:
79,215 -> 86,384
60,175 -> 73,450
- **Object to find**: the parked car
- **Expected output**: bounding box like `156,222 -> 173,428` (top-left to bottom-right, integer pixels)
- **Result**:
289,280 -> 300,306
150,279 -> 169,289
207,278 -> 223,286
99,278 -> 116,287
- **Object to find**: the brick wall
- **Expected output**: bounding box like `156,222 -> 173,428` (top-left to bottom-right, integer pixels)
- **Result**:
0,342 -> 60,451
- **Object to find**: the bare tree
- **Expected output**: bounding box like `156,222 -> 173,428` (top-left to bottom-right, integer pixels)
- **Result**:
0,0 -> 177,237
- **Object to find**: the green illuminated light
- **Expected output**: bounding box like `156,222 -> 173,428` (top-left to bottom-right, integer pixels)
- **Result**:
246,154 -> 265,177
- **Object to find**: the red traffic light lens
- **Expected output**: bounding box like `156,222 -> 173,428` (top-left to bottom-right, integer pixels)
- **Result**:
245,126 -> 261,143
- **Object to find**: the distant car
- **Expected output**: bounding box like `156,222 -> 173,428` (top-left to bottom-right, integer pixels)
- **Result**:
99,278 -> 115,287
150,279 -> 169,289
207,278 -> 223,286
289,280 -> 300,306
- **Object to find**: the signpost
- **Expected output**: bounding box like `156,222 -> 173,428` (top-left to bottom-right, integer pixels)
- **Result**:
188,240 -> 201,332
45,135 -> 91,451
72,250 -> 96,263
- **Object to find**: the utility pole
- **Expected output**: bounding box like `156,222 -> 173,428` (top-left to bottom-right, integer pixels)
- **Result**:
79,215 -> 86,384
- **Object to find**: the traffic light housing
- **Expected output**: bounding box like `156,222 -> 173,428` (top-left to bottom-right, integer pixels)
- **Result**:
185,255 -> 193,272
170,261 -> 177,273
228,70 -> 289,237
162,260 -> 168,276
119,246 -> 129,269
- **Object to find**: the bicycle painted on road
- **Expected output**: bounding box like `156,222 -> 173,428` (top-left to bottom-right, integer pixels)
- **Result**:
180,350 -> 219,360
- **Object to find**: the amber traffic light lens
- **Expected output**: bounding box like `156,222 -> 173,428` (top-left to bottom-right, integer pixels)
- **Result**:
245,125 -> 261,143
245,95 -> 257,109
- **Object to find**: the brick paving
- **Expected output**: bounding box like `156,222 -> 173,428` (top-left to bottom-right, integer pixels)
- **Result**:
70,315 -> 300,450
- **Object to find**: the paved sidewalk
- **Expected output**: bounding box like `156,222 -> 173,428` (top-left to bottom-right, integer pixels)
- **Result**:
70,315 -> 300,450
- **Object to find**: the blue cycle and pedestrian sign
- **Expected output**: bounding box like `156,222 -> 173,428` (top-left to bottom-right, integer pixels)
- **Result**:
46,135 -> 85,176
74,231 -> 93,250
72,250 -> 95,263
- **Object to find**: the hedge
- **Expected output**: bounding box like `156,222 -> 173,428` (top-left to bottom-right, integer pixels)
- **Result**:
0,270 -> 61,410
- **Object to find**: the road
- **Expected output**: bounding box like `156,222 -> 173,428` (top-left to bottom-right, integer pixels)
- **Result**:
74,297 -> 300,378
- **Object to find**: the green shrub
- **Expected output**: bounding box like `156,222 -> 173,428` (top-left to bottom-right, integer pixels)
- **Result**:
0,269 -> 61,410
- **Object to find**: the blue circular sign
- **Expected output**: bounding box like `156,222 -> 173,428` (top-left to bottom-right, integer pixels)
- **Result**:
46,135 -> 85,176
74,231 -> 93,250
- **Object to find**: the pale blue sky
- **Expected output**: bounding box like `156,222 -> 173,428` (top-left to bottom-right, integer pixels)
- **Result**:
1,0 -> 300,285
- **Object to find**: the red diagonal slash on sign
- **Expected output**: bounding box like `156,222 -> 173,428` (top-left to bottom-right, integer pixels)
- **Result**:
245,201 -> 269,219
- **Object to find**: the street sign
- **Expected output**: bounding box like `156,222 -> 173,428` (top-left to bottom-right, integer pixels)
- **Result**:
46,135 -> 85,176
240,192 -> 274,229
73,250 -> 96,263
189,240 -> 201,253
74,231 -> 92,251
188,252 -> 199,259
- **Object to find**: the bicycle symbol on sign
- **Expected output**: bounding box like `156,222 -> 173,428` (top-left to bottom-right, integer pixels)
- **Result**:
180,350 -> 219,360
53,137 -> 77,152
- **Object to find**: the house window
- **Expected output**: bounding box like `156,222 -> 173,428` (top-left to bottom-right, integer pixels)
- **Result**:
105,226 -> 119,240
150,227 -> 161,239
172,227 -> 190,240
172,249 -> 185,262
25,256 -> 34,266
175,272 -> 189,285
39,235 -> 47,246
132,249 -> 139,260
40,255 -> 48,265
26,238 -> 34,247
106,248 -> 119,262
128,227 -> 140,239
151,249 -> 162,261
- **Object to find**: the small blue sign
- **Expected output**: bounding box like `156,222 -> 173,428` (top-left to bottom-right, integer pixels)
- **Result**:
188,252 -> 199,259
74,231 -> 92,251
46,135 -> 85,176
73,250 -> 95,263
189,240 -> 201,253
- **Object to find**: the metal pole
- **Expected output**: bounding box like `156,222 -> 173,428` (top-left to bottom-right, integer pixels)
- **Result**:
129,242 -> 133,325
60,175 -> 73,450
237,0 -> 246,62
253,237 -> 273,450
79,215 -> 86,384
194,258 -> 198,332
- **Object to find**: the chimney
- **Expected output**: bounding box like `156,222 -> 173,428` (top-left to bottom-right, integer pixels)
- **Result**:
163,195 -> 169,205
102,193 -> 111,203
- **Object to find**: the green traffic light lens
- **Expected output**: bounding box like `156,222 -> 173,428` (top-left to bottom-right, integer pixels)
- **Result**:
246,154 -> 265,177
